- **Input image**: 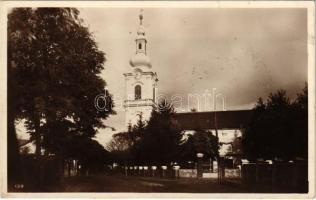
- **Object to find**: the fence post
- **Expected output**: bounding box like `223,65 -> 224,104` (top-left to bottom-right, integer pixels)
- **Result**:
124,166 -> 128,176
291,162 -> 297,190
151,166 -> 157,177
144,166 -> 148,176
139,166 -> 143,176
197,153 -> 204,178
161,166 -> 167,178
129,166 -> 133,176
173,165 -> 180,179
134,166 -> 138,176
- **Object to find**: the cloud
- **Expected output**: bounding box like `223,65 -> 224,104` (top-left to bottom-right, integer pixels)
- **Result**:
80,8 -> 307,145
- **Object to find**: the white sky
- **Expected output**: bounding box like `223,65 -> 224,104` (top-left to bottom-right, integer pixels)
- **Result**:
16,8 -> 308,148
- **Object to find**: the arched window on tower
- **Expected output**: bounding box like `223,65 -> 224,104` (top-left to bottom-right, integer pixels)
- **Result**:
135,85 -> 141,100
138,43 -> 142,50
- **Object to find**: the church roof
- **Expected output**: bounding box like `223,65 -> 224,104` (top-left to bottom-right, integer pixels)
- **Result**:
171,110 -> 254,130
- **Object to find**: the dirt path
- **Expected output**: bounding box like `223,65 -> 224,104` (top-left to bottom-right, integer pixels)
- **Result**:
63,175 -> 247,193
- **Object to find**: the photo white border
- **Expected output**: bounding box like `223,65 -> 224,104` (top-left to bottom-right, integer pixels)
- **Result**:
0,1 -> 315,199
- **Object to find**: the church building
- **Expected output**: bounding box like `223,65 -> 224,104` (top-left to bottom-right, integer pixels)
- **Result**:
123,11 -> 253,160
124,12 -> 158,127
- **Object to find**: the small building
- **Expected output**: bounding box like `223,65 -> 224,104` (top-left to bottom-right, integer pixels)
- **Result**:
171,110 -> 253,160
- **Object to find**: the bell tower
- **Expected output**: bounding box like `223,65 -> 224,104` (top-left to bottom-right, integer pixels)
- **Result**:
123,10 -> 158,127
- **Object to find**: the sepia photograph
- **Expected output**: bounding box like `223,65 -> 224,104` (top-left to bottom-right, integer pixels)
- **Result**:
1,1 -> 315,198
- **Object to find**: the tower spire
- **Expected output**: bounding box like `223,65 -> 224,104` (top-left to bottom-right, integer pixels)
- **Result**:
137,9 -> 145,36
130,9 -> 151,68
139,9 -> 143,25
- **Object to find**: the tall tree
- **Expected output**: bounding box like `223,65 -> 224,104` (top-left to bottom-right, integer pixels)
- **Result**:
180,130 -> 218,162
128,113 -> 147,165
107,114 -> 147,165
8,8 -> 114,184
242,86 -> 308,161
107,131 -> 135,165
138,100 -> 183,165
64,136 -> 111,174
291,83 -> 308,158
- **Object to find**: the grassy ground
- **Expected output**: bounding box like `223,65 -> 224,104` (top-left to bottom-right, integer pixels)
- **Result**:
62,174 -> 261,193
10,174 -> 306,193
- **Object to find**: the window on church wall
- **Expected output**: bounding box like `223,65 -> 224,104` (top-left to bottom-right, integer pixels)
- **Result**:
135,85 -> 141,100
138,43 -> 142,50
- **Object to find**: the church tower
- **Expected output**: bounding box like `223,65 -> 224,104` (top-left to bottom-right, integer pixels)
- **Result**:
124,11 -> 158,127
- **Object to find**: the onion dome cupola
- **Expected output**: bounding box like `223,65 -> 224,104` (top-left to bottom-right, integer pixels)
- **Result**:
129,11 -> 152,69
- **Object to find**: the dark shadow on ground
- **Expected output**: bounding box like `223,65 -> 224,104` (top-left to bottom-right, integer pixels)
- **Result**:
54,174 -> 307,193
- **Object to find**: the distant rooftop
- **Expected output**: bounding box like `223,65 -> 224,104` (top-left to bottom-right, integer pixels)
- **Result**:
171,110 -> 254,130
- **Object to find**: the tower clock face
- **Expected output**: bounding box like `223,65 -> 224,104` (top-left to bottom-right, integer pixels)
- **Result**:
134,71 -> 142,80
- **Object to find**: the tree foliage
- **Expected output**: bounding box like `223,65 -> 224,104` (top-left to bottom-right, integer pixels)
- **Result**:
107,100 -> 184,166
138,101 -> 183,165
106,131 -> 135,164
242,85 -> 308,161
8,7 -> 114,150
8,8 -> 114,181
64,136 -> 111,173
180,130 -> 219,162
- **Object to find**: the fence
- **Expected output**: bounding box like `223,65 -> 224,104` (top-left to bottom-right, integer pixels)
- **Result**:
241,162 -> 308,192
112,166 -> 183,179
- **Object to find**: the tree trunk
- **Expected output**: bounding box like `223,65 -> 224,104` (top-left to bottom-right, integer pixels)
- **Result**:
68,160 -> 71,177
7,65 -> 21,189
32,115 -> 43,190
7,113 -> 20,188
34,117 -> 41,158
56,152 -> 65,188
